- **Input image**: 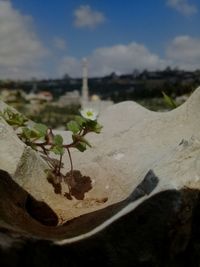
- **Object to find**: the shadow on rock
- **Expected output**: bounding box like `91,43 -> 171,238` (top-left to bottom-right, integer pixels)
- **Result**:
0,169 -> 59,227
47,170 -> 92,200
1,189 -> 200,267
64,170 -> 92,200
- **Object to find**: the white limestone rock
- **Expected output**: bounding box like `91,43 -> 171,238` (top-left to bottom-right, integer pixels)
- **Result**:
0,116 -> 25,175
0,87 -> 200,243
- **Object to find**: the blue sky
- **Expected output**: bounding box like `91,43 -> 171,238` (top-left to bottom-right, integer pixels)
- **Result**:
0,0 -> 200,79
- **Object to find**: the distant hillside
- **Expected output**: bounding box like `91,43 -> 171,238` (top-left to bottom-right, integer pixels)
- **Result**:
0,68 -> 199,102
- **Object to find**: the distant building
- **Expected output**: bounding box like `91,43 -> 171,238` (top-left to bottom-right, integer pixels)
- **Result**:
25,91 -> 53,104
81,58 -> 89,107
81,58 -> 113,113
37,91 -> 53,102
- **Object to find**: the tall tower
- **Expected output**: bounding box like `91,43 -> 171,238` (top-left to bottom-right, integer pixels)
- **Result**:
81,58 -> 89,105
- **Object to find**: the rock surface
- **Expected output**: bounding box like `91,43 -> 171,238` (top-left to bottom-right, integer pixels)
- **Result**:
0,87 -> 200,243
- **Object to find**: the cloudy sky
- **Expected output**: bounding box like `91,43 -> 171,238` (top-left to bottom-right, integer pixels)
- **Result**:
0,0 -> 200,79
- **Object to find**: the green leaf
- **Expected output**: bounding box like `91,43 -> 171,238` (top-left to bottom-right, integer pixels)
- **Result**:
21,127 -> 31,139
1,108 -> 28,127
53,134 -> 63,146
78,136 -> 92,147
93,122 -> 103,134
51,145 -> 64,155
33,123 -> 48,135
162,91 -> 177,109
72,133 -> 91,151
21,127 -> 38,140
84,120 -> 103,134
86,120 -> 96,129
20,128 -> 29,140
67,120 -> 80,134
74,115 -> 86,127
51,134 -> 64,155
75,142 -> 87,152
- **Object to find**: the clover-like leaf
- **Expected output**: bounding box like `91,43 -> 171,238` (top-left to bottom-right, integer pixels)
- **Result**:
51,134 -> 64,155
20,127 -> 31,140
74,115 -> 86,127
78,136 -> 92,147
75,142 -> 87,152
51,145 -> 64,155
53,134 -> 63,146
93,122 -> 103,134
72,134 -> 91,149
67,120 -> 80,134
33,123 -> 48,136
21,127 -> 38,140
84,120 -> 103,134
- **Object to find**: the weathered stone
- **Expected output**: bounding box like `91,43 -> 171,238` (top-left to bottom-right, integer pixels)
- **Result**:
0,117 -> 25,175
0,87 -> 200,244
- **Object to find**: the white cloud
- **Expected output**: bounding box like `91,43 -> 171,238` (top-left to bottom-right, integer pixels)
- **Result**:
59,36 -> 200,77
53,37 -> 67,50
58,42 -> 167,77
74,5 -> 105,29
0,0 -> 48,79
166,35 -> 200,70
167,0 -> 198,16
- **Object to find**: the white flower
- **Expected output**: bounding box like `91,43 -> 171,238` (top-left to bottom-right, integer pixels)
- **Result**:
80,108 -> 98,121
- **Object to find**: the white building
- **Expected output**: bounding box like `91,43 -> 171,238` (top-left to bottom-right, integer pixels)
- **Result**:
81,58 -> 113,113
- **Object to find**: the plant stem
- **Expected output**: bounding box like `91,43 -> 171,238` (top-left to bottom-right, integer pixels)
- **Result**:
58,153 -> 63,174
40,145 -> 55,169
66,147 -> 73,177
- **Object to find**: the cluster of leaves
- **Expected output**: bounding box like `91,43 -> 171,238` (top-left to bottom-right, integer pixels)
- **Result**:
0,107 -> 102,195
0,108 -> 28,128
67,115 -> 102,152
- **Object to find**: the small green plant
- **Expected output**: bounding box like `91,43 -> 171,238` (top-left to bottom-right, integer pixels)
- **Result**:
0,107 -> 102,197
0,108 -> 28,128
162,91 -> 177,109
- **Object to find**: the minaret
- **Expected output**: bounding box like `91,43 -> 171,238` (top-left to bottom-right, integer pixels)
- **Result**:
81,58 -> 89,105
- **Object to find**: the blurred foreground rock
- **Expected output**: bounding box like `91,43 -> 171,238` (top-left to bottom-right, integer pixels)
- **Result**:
1,188 -> 200,267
